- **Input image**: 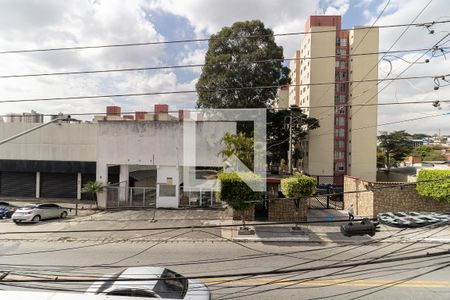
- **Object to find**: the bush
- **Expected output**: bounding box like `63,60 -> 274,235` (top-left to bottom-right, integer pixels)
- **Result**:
217,172 -> 262,224
281,175 -> 316,200
416,170 -> 450,203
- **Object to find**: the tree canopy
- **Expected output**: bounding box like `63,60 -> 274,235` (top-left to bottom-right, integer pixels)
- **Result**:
378,131 -> 413,170
196,20 -> 290,108
267,106 -> 319,169
219,132 -> 254,171
416,170 -> 450,203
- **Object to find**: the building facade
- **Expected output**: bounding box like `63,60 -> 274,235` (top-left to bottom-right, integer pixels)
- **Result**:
5,110 -> 44,123
0,105 -> 236,209
290,16 -> 378,181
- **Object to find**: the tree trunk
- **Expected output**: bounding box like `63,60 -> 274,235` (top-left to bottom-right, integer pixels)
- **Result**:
93,192 -> 98,209
241,211 -> 246,229
386,150 -> 391,172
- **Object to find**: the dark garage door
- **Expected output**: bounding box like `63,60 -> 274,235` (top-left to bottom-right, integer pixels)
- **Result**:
0,172 -> 36,197
40,173 -> 77,199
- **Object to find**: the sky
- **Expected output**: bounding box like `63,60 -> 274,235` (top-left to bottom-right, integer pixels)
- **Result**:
0,0 -> 449,135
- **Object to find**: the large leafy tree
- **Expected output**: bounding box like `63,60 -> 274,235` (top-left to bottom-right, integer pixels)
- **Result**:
378,131 -> 413,170
196,20 -> 290,108
267,106 -> 319,170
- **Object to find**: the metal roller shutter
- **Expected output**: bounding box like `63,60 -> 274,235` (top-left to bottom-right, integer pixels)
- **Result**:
40,173 -> 77,199
0,172 -> 36,197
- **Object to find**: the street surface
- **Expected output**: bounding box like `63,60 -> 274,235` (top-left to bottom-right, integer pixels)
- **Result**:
0,209 -> 449,299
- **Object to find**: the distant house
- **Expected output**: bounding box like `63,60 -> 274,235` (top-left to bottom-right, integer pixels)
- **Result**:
403,155 -> 422,166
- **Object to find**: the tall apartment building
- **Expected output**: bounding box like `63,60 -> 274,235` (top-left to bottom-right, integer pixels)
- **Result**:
290,16 -> 378,181
6,110 -> 44,123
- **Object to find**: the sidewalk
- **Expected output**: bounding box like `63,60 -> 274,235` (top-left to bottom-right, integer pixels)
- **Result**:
1,207 -> 449,244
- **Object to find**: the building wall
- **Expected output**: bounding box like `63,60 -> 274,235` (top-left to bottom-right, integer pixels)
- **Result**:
344,176 -> 450,218
288,50 -> 301,106
348,28 -> 379,181
0,123 -> 97,162
303,26 -> 336,176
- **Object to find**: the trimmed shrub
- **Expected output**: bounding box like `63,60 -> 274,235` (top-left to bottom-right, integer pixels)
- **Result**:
217,172 -> 262,225
416,170 -> 450,203
281,175 -> 316,200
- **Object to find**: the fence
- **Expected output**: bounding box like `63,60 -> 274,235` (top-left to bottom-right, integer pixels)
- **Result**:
179,186 -> 223,208
308,175 -> 344,210
106,186 -> 156,209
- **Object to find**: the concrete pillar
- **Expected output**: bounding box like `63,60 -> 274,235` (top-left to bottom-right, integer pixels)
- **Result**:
96,162 -> 108,208
77,173 -> 82,200
35,172 -> 40,198
119,164 -> 129,202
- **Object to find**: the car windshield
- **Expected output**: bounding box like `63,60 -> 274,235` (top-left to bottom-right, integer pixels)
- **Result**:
152,269 -> 187,299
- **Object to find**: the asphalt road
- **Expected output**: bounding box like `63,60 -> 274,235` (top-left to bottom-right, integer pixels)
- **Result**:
0,235 -> 449,299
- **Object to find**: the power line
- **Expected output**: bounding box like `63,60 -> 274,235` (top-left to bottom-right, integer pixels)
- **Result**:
0,250 -> 447,283
312,0 -> 436,122
3,46 -> 447,79
0,74 -> 446,104
1,20 -> 448,55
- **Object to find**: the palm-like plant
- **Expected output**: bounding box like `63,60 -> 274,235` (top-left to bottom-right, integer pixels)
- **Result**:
81,181 -> 104,209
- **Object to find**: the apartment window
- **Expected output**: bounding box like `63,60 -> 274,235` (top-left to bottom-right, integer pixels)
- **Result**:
335,61 -> 347,68
336,83 -> 347,92
340,38 -> 347,46
335,128 -> 345,137
335,162 -> 345,171
336,72 -> 346,80
335,140 -> 345,149
335,151 -> 345,160
336,49 -> 347,56
335,116 -> 345,126
335,95 -> 346,103
335,106 -> 345,114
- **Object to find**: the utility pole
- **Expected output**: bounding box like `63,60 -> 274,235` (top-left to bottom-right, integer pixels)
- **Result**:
288,109 -> 293,174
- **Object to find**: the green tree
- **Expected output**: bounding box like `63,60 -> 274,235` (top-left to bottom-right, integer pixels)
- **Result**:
219,132 -> 254,171
196,20 -> 290,109
410,133 -> 430,140
416,170 -> 450,203
281,175 -> 316,226
378,131 -> 413,171
267,106 -> 319,171
412,145 -> 433,159
217,172 -> 262,227
424,150 -> 446,161
81,181 -> 104,209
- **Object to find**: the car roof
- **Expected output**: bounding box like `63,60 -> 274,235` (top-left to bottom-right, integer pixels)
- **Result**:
0,290 -> 180,300
109,267 -> 166,291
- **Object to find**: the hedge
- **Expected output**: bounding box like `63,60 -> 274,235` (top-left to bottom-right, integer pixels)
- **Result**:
217,172 -> 262,211
280,175 -> 316,199
416,170 -> 450,203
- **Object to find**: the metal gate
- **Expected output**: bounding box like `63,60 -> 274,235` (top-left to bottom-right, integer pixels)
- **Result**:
106,186 -> 156,209
0,171 -> 36,197
308,175 -> 344,210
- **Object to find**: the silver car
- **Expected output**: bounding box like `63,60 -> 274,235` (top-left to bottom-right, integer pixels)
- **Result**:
86,267 -> 210,299
12,203 -> 68,223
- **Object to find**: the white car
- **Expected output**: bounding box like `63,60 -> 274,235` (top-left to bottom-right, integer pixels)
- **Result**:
12,203 -> 68,223
86,267 -> 211,300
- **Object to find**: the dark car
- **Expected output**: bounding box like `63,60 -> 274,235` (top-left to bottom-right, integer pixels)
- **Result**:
0,202 -> 17,219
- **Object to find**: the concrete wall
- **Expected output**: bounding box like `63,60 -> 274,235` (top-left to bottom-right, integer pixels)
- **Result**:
348,28 -> 379,181
0,122 -> 97,162
344,176 -> 450,218
304,26 -> 336,176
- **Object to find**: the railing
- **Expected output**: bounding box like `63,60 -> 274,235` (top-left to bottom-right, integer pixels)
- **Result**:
106,186 -> 156,209
179,186 -> 223,208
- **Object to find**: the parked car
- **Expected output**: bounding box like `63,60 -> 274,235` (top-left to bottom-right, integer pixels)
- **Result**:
86,267 -> 210,299
0,202 -> 17,219
11,203 -> 68,223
